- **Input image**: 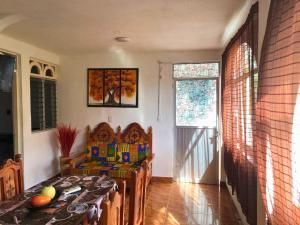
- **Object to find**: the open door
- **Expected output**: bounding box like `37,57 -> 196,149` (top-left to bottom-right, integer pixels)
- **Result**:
0,53 -> 16,164
173,63 -> 219,184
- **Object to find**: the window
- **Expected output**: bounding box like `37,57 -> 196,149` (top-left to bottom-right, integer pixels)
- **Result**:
173,63 -> 219,78
176,79 -> 217,127
174,63 -> 219,127
222,3 -> 258,225
30,59 -> 57,131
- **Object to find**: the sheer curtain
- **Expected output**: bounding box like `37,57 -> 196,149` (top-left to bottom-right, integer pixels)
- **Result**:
222,3 -> 258,225
256,0 -> 300,224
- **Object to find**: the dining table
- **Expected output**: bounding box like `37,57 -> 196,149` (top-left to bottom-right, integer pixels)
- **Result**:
0,175 -> 117,225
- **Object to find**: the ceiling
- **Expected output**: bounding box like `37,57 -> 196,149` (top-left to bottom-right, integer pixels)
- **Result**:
0,0 -> 245,54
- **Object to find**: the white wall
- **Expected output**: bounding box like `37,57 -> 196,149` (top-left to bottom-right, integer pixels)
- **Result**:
0,1 -> 271,210
0,34 -> 60,189
222,0 -> 258,47
58,49 -> 221,178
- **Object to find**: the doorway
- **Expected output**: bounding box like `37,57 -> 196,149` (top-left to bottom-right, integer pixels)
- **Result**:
173,63 -> 219,184
0,52 -> 17,164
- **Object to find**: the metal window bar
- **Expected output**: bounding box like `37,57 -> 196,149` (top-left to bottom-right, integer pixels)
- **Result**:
30,77 -> 57,131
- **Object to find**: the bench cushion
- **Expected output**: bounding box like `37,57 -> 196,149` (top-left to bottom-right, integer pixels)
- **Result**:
85,142 -> 117,162
74,161 -> 142,178
85,142 -> 148,163
116,144 -> 149,163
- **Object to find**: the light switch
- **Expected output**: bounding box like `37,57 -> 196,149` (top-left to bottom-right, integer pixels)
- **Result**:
108,115 -> 112,123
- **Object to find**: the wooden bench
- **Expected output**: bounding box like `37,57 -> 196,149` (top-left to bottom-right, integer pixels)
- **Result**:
65,122 -> 154,225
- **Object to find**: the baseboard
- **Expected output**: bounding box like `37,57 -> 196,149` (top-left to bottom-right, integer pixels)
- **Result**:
225,180 -> 248,225
220,181 -> 226,187
151,176 -> 174,183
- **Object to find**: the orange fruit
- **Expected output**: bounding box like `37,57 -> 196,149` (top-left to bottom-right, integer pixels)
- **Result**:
30,195 -> 51,207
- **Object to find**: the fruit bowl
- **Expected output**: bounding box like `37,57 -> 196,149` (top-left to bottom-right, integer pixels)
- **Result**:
27,186 -> 60,210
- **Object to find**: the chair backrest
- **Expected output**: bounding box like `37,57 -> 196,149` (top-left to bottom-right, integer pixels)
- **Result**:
100,180 -> 126,225
87,122 -> 121,144
85,122 -> 152,163
85,123 -> 120,162
121,123 -> 152,155
128,166 -> 146,225
0,154 -> 24,201
118,123 -> 152,163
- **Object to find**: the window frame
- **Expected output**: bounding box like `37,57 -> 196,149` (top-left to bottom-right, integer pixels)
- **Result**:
30,58 -> 57,132
0,50 -> 19,158
173,61 -> 220,79
173,61 -> 220,129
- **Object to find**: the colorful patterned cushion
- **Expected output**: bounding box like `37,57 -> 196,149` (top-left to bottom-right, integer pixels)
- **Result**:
137,144 -> 148,161
107,143 -> 117,161
78,141 -> 149,178
75,161 -> 142,178
99,144 -> 107,159
117,144 -> 130,163
129,145 -> 139,162
116,143 -> 149,163
84,142 -> 98,160
84,142 -> 117,162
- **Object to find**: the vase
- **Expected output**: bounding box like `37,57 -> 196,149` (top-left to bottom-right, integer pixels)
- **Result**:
60,156 -> 71,176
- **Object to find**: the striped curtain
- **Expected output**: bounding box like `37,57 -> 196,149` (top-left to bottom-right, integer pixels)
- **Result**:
256,0 -> 300,224
222,3 -> 258,225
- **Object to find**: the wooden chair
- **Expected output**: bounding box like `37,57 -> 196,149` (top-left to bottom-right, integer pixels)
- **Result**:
82,180 -> 126,225
121,123 -> 153,188
0,154 -> 24,201
125,166 -> 146,225
119,123 -> 150,225
100,180 -> 126,225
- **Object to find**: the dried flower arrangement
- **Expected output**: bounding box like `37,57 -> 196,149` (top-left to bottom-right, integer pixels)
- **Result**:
57,124 -> 78,157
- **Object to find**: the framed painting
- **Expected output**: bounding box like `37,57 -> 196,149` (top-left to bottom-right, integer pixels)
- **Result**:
87,68 -> 138,107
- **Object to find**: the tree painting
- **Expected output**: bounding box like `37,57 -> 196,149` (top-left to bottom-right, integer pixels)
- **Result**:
120,70 -> 137,100
104,70 -> 120,105
88,69 -> 104,102
88,68 -> 138,107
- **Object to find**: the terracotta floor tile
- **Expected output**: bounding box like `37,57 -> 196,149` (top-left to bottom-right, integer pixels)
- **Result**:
145,215 -> 166,225
165,211 -> 190,225
146,207 -> 167,216
144,181 -> 241,225
188,213 -> 220,225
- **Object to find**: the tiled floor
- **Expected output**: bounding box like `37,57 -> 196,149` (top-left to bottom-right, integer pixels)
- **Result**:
144,181 -> 241,225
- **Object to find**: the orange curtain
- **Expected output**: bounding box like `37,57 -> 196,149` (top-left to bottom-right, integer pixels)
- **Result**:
222,3 -> 258,225
256,0 -> 300,224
